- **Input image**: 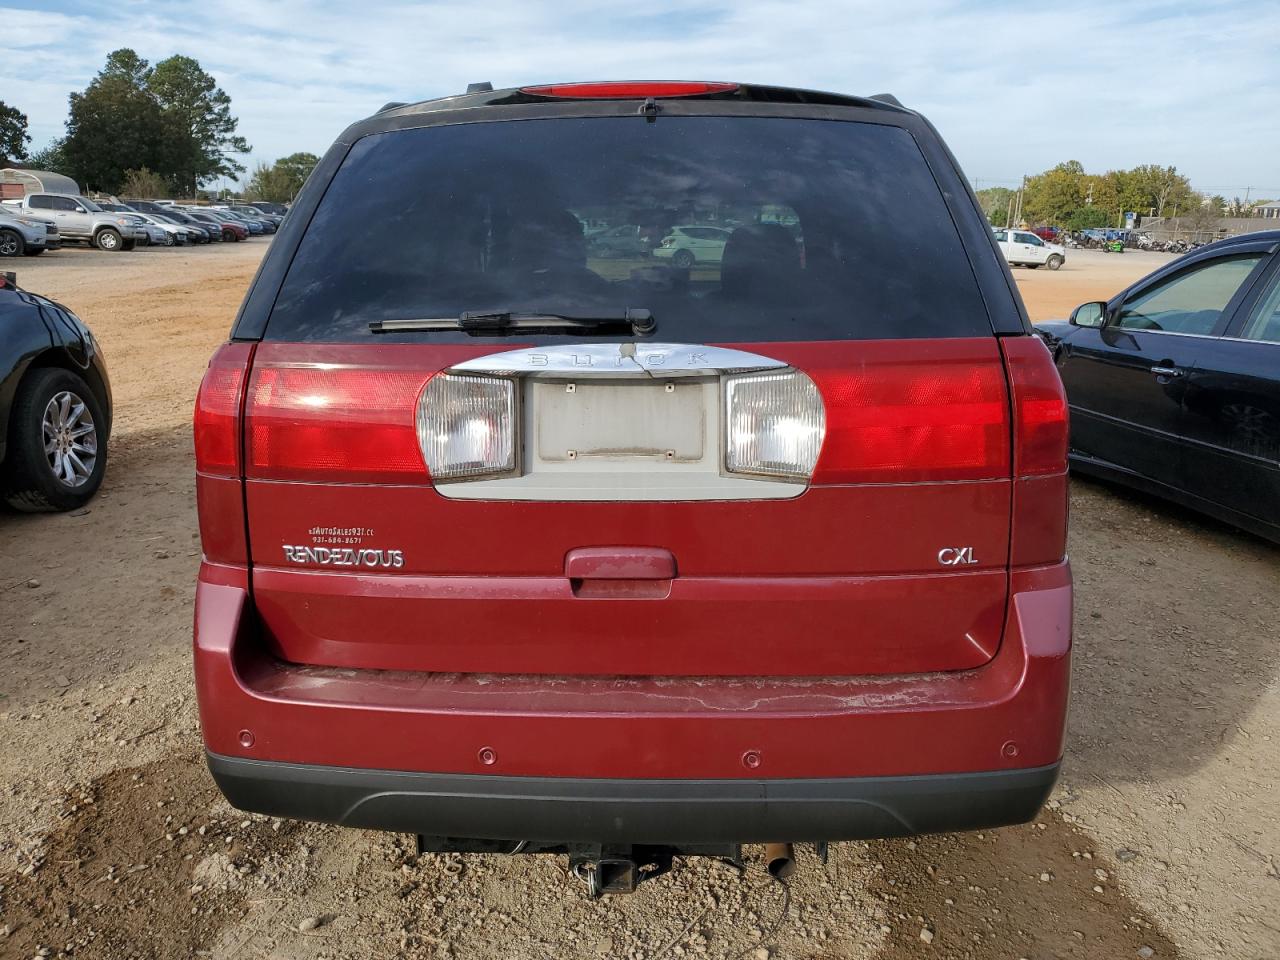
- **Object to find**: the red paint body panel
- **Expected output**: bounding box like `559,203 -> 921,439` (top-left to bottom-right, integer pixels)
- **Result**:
193,560 -> 1071,779
252,566 -> 1006,676
244,481 -> 1012,675
243,480 -> 1011,577
239,338 -> 1018,677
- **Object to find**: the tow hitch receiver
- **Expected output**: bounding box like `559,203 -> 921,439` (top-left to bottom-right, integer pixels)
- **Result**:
571,852 -> 650,897
416,836 -> 742,897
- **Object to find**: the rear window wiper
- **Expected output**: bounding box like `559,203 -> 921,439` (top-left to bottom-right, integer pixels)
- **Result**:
369,309 -> 655,336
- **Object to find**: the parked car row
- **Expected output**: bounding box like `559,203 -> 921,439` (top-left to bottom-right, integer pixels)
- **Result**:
0,194 -> 285,256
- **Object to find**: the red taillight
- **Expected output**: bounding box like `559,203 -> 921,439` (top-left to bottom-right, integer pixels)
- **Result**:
1002,336 -> 1069,477
194,342 -> 253,476
808,349 -> 1011,484
520,81 -> 738,99
1003,336 -> 1070,566
245,363 -> 431,483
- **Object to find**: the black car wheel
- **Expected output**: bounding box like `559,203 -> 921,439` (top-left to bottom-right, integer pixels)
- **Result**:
2,368 -> 108,512
672,249 -> 695,268
0,228 -> 24,257
95,228 -> 123,251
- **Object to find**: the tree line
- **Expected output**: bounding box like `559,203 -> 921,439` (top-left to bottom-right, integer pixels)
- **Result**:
1,50 -> 317,203
977,162 -> 1273,231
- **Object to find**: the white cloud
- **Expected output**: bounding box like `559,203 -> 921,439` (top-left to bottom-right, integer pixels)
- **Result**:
2,0 -> 1278,193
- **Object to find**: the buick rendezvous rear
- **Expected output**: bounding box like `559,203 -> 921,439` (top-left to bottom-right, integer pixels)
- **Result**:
193,81 -> 1071,895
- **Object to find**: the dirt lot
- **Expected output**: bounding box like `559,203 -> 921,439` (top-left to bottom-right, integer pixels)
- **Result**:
0,245 -> 1276,960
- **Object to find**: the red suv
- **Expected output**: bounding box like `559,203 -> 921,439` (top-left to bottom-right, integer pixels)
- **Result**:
194,81 -> 1071,895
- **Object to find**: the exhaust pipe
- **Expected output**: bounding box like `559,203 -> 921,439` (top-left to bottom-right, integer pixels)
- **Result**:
763,842 -> 796,880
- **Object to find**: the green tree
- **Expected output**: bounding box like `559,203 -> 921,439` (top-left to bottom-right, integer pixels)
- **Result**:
148,54 -> 251,195
974,186 -> 1016,227
63,49 -> 171,193
247,151 -> 319,202
275,152 -> 318,193
27,139 -> 68,172
1022,161 -> 1088,226
1066,205 -> 1110,231
1123,164 -> 1193,217
0,100 -> 31,161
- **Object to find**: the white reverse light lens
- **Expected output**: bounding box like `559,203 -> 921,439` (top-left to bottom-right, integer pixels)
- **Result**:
724,370 -> 825,481
417,373 -> 516,480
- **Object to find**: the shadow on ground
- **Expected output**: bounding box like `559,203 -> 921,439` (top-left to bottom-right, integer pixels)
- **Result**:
0,424 -> 198,707
1065,475 -> 1280,786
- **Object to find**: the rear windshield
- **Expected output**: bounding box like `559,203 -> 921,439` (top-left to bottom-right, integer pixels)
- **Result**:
267,116 -> 989,343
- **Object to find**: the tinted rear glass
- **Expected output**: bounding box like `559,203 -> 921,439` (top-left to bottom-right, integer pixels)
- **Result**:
267,116 -> 990,343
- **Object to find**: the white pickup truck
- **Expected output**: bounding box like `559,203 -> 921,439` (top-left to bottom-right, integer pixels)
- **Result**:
993,228 -> 1066,270
1,193 -> 149,252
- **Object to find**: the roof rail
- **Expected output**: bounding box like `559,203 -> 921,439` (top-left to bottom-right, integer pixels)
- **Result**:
466,82 -> 494,94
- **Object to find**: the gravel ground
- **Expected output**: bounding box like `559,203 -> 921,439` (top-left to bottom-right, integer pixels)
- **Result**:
0,243 -> 1276,959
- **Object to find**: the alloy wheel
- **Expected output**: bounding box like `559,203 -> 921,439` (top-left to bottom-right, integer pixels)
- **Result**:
42,391 -> 98,488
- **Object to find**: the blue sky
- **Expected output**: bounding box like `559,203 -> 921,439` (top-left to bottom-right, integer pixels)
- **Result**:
4,0 -> 1279,197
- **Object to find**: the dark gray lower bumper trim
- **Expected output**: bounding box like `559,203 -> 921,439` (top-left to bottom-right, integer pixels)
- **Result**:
207,754 -> 1059,844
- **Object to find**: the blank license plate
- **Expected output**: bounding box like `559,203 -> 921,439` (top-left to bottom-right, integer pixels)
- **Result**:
534,380 -> 707,462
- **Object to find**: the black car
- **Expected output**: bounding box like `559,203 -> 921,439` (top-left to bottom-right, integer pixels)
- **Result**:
1038,231 -> 1280,542
0,272 -> 112,511
245,200 -> 288,218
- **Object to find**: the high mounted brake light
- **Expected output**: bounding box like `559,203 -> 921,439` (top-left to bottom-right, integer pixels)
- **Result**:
519,81 -> 739,100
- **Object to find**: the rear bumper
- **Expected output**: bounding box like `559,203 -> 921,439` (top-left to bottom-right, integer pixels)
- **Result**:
194,559 -> 1070,831
208,752 -> 1059,843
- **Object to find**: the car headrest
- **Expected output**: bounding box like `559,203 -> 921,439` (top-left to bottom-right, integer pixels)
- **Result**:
719,224 -> 801,300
